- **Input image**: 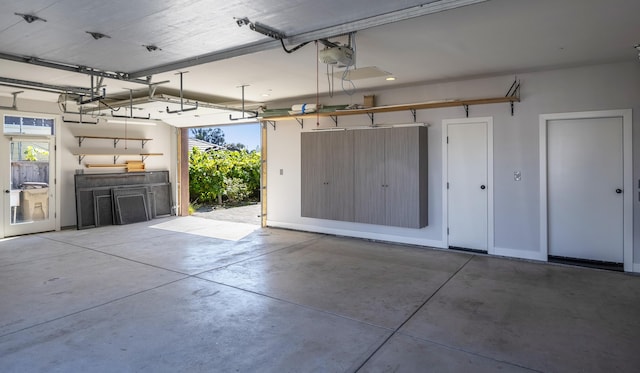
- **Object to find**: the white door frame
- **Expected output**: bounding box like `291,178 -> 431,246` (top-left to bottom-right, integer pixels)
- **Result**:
0,111 -> 61,238
539,110 -> 633,271
442,117 -> 494,254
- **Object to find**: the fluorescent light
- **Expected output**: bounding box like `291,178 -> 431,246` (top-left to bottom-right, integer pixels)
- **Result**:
104,118 -> 158,126
386,77 -> 396,81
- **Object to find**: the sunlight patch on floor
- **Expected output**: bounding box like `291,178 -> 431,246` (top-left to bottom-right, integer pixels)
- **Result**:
149,216 -> 258,241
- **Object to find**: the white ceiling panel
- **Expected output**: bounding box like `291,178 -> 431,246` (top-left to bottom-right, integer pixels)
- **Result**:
2,0 -> 447,73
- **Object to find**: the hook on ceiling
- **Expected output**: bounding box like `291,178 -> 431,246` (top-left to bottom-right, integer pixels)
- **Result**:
86,31 -> 110,40
144,45 -> 161,52
15,13 -> 46,23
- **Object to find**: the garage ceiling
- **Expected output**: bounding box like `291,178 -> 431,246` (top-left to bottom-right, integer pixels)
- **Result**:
0,0 -> 639,126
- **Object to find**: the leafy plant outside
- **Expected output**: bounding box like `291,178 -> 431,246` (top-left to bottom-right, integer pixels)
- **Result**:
189,147 -> 261,205
23,145 -> 49,161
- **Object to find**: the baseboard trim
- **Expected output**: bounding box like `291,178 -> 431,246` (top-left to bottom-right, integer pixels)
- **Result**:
492,247 -> 547,262
267,221 -> 446,249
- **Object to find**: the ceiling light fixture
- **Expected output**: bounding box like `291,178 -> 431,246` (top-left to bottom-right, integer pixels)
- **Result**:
386,77 -> 397,81
86,31 -> 110,40
15,12 -> 46,23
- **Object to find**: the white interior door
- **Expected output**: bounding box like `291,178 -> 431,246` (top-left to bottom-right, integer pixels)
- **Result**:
547,117 -> 623,263
447,120 -> 489,251
3,136 -> 56,237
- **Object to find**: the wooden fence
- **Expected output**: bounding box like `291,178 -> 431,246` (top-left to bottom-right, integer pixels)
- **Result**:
11,161 -> 49,189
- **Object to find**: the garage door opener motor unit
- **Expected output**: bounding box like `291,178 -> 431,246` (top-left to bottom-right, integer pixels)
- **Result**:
319,46 -> 355,67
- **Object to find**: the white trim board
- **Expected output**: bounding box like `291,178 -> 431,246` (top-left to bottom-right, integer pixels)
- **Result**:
493,247 -> 546,262
267,221 -> 446,249
442,117 -> 494,254
539,109 -> 633,272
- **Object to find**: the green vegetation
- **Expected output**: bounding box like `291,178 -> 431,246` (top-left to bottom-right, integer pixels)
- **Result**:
188,202 -> 198,215
189,147 -> 261,205
23,145 -> 49,161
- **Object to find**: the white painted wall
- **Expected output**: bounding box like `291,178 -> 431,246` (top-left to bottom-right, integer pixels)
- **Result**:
0,97 -> 177,230
60,120 -> 175,227
265,61 -> 640,264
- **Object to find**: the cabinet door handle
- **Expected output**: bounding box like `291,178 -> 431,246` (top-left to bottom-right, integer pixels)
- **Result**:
616,188 -> 623,194
480,185 -> 486,190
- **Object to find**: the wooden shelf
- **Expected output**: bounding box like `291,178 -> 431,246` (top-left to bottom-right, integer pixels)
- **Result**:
85,161 -> 146,172
260,96 -> 520,124
75,135 -> 152,148
73,134 -> 160,168
85,164 -> 127,168
73,153 -> 163,164
72,153 -> 163,156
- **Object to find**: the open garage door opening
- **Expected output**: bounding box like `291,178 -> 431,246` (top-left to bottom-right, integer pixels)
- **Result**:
186,123 -> 262,226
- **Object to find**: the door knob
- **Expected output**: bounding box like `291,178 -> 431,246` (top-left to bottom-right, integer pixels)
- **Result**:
616,188 -> 623,194
480,185 -> 486,190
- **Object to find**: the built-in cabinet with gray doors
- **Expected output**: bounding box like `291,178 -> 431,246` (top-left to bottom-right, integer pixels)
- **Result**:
301,130 -> 354,221
301,126 -> 428,228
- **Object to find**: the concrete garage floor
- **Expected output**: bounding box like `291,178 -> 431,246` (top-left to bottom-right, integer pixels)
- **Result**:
1,217 -> 640,372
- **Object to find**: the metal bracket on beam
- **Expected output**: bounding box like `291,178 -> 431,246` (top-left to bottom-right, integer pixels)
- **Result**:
78,71 -> 106,105
265,120 -> 276,130
148,80 -> 170,99
0,52 -> 149,85
113,139 -> 120,148
0,91 -> 23,110
505,78 -> 521,98
229,111 -> 257,120
79,88 -> 106,105
230,85 -> 259,121
367,112 -> 374,125
464,104 -> 469,118
330,115 -> 338,126
166,102 -> 198,114
111,89 -> 152,120
295,118 -> 304,128
166,72 -> 199,114
77,155 -> 86,165
113,155 -> 120,164
111,113 -> 151,120
506,78 -> 521,117
62,116 -> 98,126
410,108 -> 417,122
